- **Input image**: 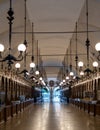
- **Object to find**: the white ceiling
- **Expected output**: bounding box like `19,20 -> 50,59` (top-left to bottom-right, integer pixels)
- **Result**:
0,0 -> 100,81
26,0 -> 85,78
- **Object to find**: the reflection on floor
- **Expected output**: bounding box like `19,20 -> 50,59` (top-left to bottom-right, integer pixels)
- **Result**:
0,103 -> 100,130
1,87 -> 100,130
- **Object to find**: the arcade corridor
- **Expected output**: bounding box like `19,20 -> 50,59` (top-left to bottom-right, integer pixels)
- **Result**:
0,0 -> 100,130
0,103 -> 100,130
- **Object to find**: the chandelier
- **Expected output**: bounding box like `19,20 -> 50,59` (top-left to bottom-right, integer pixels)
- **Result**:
95,42 -> 100,61
30,23 -> 36,70
84,0 -> 92,76
15,0 -> 29,78
35,40 -> 40,75
74,22 -> 80,81
69,40 -> 74,77
0,0 -> 26,70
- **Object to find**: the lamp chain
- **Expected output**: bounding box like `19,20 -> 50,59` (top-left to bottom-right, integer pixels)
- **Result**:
75,22 -> 78,73
7,0 -> 14,54
70,39 -> 72,72
86,0 -> 90,68
31,23 -> 34,62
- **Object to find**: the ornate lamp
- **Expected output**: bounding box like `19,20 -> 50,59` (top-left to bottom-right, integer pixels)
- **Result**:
66,76 -> 69,80
78,61 -> 84,67
84,0 -> 92,76
78,61 -> 84,72
15,0 -> 28,77
93,61 -> 98,73
69,40 -> 74,77
0,0 -> 26,70
74,22 -> 80,81
30,23 -> 35,69
15,62 -> 21,74
93,61 -> 98,67
15,63 -> 21,69
80,71 -> 84,76
35,40 -> 40,75
39,77 -> 43,81
35,70 -> 39,75
95,42 -> 100,61
69,71 -> 74,76
80,71 -> 84,81
66,49 -> 69,80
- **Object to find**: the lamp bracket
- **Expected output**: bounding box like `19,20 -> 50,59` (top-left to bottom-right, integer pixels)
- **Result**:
84,68 -> 93,77
16,69 -> 28,78
0,54 -> 23,62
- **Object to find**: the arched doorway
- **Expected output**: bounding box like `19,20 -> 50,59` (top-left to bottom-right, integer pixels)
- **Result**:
52,86 -> 61,102
41,87 -> 50,102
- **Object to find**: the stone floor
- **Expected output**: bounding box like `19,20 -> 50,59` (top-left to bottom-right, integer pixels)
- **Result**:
0,103 -> 100,130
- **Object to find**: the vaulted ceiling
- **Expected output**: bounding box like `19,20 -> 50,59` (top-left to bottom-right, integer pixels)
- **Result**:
0,0 -> 100,81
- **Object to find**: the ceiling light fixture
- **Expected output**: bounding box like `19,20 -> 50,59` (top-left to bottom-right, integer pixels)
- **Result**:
84,0 -> 92,76
92,61 -> 98,74
30,23 -> 35,69
74,22 -> 80,81
15,0 -> 28,77
0,0 -> 26,70
78,61 -> 84,72
69,40 -> 74,77
95,42 -> 100,61
80,71 -> 84,76
35,40 -> 40,75
66,49 -> 69,80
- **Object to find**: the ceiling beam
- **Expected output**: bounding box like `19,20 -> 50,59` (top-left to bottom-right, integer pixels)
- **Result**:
27,53 -> 87,57
12,30 -> 100,35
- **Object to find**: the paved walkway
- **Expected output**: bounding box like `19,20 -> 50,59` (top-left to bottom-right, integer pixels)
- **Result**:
0,103 -> 100,130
